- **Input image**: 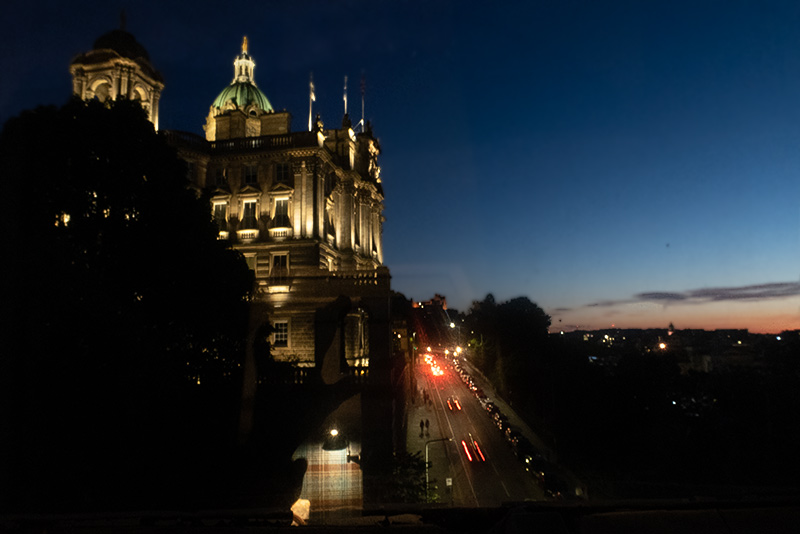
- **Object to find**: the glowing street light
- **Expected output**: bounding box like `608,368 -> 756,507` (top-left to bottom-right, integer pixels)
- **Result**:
659,342 -> 667,350
330,428 -> 339,437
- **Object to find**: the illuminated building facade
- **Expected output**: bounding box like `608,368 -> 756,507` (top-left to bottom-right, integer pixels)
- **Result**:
182,37 -> 389,371
71,32 -> 390,371
70,31 -> 401,489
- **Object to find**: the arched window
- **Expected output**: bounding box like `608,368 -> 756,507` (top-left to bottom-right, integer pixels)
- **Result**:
94,82 -> 110,102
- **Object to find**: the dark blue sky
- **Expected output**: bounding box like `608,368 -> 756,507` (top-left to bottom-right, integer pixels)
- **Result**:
3,0 -> 799,332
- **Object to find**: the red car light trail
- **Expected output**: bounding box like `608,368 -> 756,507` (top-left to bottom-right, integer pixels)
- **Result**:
461,440 -> 473,462
473,440 -> 486,462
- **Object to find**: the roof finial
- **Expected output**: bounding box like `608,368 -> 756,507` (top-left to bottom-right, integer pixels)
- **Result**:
242,35 -> 248,54
120,9 -> 127,31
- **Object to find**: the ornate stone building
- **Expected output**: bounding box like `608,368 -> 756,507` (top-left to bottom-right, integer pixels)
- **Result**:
179,37 -> 390,372
71,31 -> 391,373
70,31 -> 403,487
69,27 -> 163,129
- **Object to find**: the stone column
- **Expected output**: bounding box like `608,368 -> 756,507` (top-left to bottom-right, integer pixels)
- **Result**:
340,183 -> 353,251
293,162 -> 302,237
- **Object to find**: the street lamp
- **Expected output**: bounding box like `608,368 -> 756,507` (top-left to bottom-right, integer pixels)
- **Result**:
425,437 -> 452,502
323,427 -> 347,450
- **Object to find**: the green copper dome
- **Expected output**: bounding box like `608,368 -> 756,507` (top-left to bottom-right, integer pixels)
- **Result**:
212,81 -> 273,112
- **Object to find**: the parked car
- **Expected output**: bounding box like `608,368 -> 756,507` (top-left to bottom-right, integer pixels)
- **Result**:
496,418 -> 511,433
493,412 -> 509,431
513,436 -> 537,460
542,471 -> 571,500
504,427 -> 523,445
518,445 -> 551,485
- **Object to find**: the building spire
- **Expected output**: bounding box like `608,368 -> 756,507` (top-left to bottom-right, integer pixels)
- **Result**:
232,37 -> 255,84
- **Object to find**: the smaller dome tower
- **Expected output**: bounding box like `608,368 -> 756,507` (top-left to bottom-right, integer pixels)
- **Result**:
205,37 -> 291,141
69,17 -> 164,129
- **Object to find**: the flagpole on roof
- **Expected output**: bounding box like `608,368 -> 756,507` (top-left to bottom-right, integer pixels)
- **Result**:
343,75 -> 348,116
361,73 -> 365,132
308,72 -> 315,132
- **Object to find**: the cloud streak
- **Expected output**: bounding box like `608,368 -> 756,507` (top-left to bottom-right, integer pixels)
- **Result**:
585,281 -> 800,309
685,282 -> 800,301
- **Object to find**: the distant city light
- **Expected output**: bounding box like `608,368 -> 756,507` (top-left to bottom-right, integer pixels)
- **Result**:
659,343 -> 667,350
450,322 -> 455,328
330,429 -> 339,437
777,336 -> 782,341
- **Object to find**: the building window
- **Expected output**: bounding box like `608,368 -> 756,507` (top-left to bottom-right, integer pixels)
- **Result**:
244,165 -> 258,185
271,252 -> 289,277
214,168 -> 227,188
276,163 -> 291,184
271,198 -> 290,228
273,320 -> 288,348
213,202 -> 228,232
94,82 -> 111,103
353,203 -> 360,246
241,200 -> 257,229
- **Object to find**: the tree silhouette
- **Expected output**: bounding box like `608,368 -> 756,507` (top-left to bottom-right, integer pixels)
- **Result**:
1,98 -> 252,511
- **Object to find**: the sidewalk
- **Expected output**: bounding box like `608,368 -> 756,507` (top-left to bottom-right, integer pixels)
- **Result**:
406,366 -> 447,454
405,363 -> 452,503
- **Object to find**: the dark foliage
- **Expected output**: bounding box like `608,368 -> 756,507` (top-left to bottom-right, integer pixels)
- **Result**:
464,296 -> 800,497
465,295 -> 551,406
380,451 -> 427,503
0,98 -> 253,511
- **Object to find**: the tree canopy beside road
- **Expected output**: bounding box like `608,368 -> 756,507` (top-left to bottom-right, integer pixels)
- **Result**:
464,294 -> 551,410
463,294 -> 800,496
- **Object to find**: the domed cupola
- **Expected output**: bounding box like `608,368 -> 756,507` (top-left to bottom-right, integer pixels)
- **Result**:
204,37 -> 291,141
211,36 -> 273,112
69,15 -> 164,128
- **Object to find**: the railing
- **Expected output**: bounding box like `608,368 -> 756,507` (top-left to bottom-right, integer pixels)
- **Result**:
209,131 -> 318,152
257,365 -> 369,385
348,366 -> 370,384
161,129 -> 319,153
237,229 -> 259,241
160,130 -> 209,152
329,269 -> 389,286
